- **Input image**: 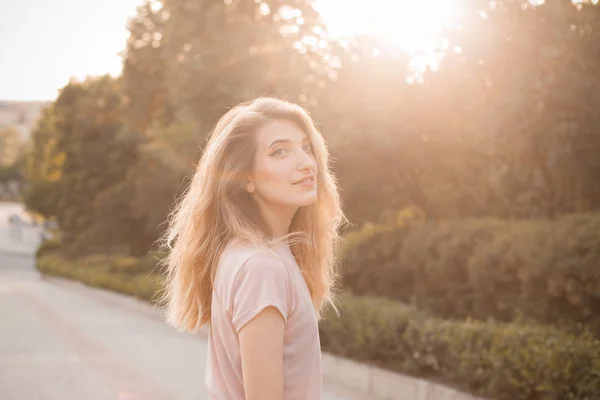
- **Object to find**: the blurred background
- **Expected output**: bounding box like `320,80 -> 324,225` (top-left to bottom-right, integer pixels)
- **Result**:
1,1 -> 600,399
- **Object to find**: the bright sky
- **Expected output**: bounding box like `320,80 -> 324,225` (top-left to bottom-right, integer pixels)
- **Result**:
316,0 -> 458,53
0,0 -> 143,101
0,0 -> 460,101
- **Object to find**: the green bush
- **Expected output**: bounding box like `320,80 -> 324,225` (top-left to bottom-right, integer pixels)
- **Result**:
341,213 -> 600,335
319,295 -> 600,400
111,256 -> 141,274
35,236 -> 62,258
137,254 -> 163,275
36,253 -> 163,303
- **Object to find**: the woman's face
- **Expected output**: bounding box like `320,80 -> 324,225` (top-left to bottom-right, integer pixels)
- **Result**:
246,119 -> 318,211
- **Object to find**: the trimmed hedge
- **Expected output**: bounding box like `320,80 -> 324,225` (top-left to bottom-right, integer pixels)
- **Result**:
35,235 -> 62,258
320,295 -> 600,400
342,213 -> 600,335
37,249 -> 600,400
37,252 -> 164,302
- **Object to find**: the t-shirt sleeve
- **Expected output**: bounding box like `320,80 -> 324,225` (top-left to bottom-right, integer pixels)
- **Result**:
230,251 -> 291,333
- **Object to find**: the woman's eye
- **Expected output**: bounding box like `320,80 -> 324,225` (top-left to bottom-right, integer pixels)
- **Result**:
272,149 -> 287,156
304,145 -> 313,153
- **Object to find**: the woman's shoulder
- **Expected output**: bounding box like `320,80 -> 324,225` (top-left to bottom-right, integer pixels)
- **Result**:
231,243 -> 289,268
222,237 -> 271,258
217,239 -> 287,281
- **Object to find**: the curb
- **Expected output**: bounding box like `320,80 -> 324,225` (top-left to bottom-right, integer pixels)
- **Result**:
0,249 -> 36,257
322,353 -> 483,400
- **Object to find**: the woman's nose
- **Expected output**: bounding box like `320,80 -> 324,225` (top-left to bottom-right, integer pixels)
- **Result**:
296,149 -> 316,171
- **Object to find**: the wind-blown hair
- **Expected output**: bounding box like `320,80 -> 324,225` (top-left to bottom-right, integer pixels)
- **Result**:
157,97 -> 348,333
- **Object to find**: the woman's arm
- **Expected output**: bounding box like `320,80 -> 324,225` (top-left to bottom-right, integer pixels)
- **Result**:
239,306 -> 286,400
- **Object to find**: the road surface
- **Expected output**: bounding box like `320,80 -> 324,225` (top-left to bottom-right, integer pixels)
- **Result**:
0,202 -> 365,400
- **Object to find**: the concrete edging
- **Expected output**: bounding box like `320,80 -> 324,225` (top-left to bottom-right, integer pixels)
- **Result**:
0,249 -> 35,257
322,353 -> 482,400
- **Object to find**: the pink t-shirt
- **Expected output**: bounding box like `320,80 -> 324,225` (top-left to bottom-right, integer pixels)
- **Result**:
206,239 -> 322,400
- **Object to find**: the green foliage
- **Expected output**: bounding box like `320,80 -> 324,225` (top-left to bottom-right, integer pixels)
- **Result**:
35,236 -> 62,258
24,76 -> 141,254
109,254 -> 161,275
0,126 -> 22,169
0,162 -> 22,182
36,251 -> 164,304
319,295 -> 600,400
320,1 -> 600,225
110,256 -> 140,274
122,1 -> 174,134
123,0 -> 332,142
342,213 -> 600,335
341,221 -> 394,256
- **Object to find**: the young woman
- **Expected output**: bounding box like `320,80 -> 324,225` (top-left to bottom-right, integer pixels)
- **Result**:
159,97 -> 347,400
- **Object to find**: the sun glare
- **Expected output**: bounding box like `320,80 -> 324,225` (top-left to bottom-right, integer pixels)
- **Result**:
315,0 -> 461,74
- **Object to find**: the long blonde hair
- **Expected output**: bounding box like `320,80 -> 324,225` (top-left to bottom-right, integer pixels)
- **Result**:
158,97 -> 348,332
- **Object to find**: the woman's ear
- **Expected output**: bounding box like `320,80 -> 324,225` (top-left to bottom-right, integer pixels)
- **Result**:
244,179 -> 255,194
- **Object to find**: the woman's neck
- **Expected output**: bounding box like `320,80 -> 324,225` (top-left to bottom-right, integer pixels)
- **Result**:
256,201 -> 297,240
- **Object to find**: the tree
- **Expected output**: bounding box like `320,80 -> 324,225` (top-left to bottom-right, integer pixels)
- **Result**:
324,0 -> 600,223
0,127 -> 22,168
122,0 -> 335,149
24,76 -> 139,253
